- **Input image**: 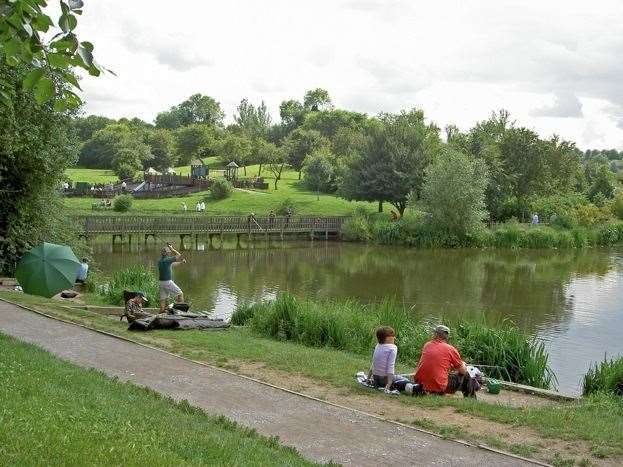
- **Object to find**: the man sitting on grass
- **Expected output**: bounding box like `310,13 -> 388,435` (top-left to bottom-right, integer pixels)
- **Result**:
158,243 -> 186,313
412,325 -> 480,398
123,291 -> 151,323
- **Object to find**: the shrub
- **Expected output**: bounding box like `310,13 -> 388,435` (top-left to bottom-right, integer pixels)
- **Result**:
113,194 -> 133,212
529,194 -> 587,223
612,192 -> 623,220
236,294 -> 555,388
96,265 -> 159,306
583,356 -> 623,396
340,215 -> 372,242
575,203 -> 613,226
302,149 -> 336,193
274,198 -> 296,216
209,178 -> 233,200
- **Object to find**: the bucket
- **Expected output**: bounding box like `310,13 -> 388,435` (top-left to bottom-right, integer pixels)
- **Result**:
486,378 -> 501,394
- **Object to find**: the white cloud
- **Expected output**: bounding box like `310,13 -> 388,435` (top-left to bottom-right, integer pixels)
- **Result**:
75,0 -> 623,149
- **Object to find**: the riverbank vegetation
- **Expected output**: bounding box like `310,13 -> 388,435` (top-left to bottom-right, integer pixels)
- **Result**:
0,333 -> 313,466
583,356 -> 623,397
2,291 -> 622,465
232,294 -> 554,388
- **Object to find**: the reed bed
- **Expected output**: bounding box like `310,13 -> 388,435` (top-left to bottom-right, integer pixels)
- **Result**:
96,265 -> 159,306
583,356 -> 623,396
232,294 -> 556,388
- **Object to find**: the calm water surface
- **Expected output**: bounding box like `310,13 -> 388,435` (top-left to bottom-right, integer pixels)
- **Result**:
92,240 -> 623,394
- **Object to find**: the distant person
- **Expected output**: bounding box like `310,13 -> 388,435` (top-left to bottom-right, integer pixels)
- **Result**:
531,213 -> 539,225
201,201 -> 206,212
549,213 -> 557,225
412,325 -> 479,398
285,207 -> 292,228
121,181 -> 127,191
76,258 -> 89,284
158,243 -> 186,313
181,202 -> 187,212
196,201 -> 201,212
268,210 -> 276,227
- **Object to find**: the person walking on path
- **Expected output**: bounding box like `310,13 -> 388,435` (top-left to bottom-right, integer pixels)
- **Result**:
158,243 -> 186,313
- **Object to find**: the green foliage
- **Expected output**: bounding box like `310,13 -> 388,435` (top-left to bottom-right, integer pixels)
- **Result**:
421,149 -> 489,238
0,63 -> 87,274
174,124 -> 217,165
112,194 -> 133,212
96,264 -> 158,305
233,99 -> 271,137
78,123 -> 152,175
274,197 -> 297,215
155,94 -> 224,130
583,356 -> 623,397
146,128 -> 177,171
284,128 -> 330,178
209,178 -> 233,200
233,294 -> 555,388
612,192 -> 623,220
302,149 -> 337,193
340,109 -> 441,215
219,132 -> 253,174
303,88 -> 332,111
0,0 -> 104,108
588,164 -> 616,202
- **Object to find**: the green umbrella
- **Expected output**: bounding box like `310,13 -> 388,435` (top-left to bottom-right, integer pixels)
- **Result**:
15,242 -> 81,298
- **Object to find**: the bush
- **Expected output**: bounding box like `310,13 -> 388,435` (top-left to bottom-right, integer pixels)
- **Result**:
114,163 -> 138,181
96,265 -> 159,306
236,294 -> 556,388
209,178 -> 233,200
583,356 -> 623,396
274,198 -> 296,216
612,192 -> 623,220
113,194 -> 133,212
575,203 -> 613,226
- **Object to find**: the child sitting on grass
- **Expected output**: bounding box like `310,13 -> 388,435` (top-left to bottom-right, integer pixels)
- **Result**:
366,326 -> 423,395
367,326 -> 398,392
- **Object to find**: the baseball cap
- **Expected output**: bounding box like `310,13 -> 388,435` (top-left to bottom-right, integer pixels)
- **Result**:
435,324 -> 450,334
136,291 -> 148,302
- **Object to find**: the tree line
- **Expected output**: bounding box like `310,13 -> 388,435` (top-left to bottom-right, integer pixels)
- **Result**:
75,92 -> 619,220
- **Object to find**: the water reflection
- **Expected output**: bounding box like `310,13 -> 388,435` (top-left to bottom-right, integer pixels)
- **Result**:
91,238 -> 623,393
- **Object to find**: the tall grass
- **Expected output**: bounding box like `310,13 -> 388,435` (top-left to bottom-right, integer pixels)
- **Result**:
347,211 -> 623,249
232,294 -> 555,388
583,356 -> 623,396
96,265 -> 159,306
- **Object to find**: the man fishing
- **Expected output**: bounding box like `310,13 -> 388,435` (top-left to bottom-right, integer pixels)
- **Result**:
412,325 -> 480,398
158,242 -> 186,313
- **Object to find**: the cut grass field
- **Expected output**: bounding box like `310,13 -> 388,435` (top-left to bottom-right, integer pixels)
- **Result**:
0,332 -> 314,466
2,291 -> 622,466
64,164 -> 375,216
65,168 -> 118,184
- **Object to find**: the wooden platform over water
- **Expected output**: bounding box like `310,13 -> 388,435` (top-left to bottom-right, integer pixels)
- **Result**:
76,215 -> 349,242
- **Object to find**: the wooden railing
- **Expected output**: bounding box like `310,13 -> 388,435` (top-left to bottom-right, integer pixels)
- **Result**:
76,216 -> 349,235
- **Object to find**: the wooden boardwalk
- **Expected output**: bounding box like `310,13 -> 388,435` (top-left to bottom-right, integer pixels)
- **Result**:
76,215 -> 349,242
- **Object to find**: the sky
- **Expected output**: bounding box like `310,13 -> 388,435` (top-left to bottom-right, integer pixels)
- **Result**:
73,0 -> 623,150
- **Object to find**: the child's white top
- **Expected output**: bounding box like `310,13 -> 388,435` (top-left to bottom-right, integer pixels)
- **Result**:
372,343 -> 397,376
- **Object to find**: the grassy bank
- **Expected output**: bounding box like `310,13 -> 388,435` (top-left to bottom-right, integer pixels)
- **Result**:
0,332 -> 314,466
232,294 -> 554,388
2,291 -> 622,465
64,165 -> 375,217
343,211 -> 623,249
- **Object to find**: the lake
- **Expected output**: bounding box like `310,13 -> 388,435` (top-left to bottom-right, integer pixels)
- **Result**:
92,239 -> 623,394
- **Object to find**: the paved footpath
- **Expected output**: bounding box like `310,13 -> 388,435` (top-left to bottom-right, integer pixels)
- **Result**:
0,300 -> 534,466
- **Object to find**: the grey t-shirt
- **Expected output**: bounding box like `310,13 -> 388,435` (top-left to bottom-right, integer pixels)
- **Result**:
372,343 -> 397,376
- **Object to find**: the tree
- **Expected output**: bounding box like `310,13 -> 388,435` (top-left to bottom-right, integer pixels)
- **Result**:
155,94 -> 224,129
303,88 -> 332,111
73,115 -> 114,143
0,0 -> 105,109
78,123 -> 151,176
252,138 -> 276,176
174,124 -> 215,165
301,109 -> 367,139
284,128 -> 329,179
587,164 -> 615,202
219,132 -> 253,175
266,144 -> 287,190
147,128 -> 177,171
234,99 -> 272,137
421,150 -> 489,238
340,110 -> 441,215
0,63 -> 83,274
279,99 -> 306,128
302,149 -> 336,196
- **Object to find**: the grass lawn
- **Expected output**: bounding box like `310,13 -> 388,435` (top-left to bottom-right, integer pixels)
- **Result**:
0,331 -> 315,466
65,168 -> 118,184
2,290 -> 622,466
63,165 -> 375,216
